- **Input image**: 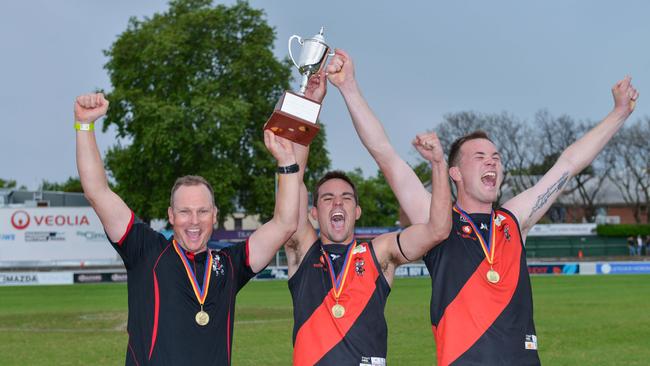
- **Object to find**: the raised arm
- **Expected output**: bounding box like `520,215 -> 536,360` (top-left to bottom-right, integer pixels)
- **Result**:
75,93 -> 131,242
327,49 -> 431,224
503,76 -> 639,235
283,73 -> 326,277
247,131 -> 300,273
373,133 -> 452,284
377,133 -> 452,266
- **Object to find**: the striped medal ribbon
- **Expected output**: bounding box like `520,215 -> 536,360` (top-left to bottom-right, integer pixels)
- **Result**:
173,239 -> 214,325
322,241 -> 357,319
453,205 -> 500,284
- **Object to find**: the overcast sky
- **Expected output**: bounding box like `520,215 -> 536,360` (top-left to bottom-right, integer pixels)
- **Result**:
1,0 -> 648,189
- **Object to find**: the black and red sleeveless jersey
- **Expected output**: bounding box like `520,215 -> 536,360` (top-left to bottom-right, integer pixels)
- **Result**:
423,208 -> 541,366
110,212 -> 255,365
289,240 -> 391,366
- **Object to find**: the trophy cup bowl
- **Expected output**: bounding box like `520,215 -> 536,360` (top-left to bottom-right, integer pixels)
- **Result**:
264,27 -> 334,146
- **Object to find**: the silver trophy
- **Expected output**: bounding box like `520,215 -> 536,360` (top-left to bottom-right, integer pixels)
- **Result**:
288,27 -> 335,95
264,27 -> 334,146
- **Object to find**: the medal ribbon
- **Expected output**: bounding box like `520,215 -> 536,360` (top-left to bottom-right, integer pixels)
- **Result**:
322,241 -> 356,301
453,204 -> 496,265
173,239 -> 213,306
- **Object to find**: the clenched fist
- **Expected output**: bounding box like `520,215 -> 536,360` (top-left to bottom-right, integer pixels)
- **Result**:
75,93 -> 109,124
612,76 -> 639,116
326,49 -> 355,90
413,132 -> 444,164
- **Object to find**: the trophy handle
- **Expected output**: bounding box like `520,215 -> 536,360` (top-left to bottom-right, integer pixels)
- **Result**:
288,35 -> 303,69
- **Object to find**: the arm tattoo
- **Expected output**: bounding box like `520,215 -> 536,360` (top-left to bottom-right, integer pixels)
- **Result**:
529,172 -> 569,219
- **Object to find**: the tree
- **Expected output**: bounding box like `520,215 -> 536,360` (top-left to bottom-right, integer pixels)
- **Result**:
535,110 -> 610,222
604,118 -> 650,223
346,168 -> 400,227
102,0 -> 329,223
40,177 -> 83,192
0,179 -> 17,189
435,110 -> 537,203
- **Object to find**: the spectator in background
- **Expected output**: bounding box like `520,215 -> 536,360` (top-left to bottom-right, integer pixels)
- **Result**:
628,236 -> 636,256
645,235 -> 650,256
637,234 -> 644,256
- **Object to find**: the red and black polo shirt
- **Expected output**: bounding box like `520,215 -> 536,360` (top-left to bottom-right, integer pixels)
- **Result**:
110,212 -> 255,365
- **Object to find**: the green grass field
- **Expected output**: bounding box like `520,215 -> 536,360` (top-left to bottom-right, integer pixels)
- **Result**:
1,275 -> 649,365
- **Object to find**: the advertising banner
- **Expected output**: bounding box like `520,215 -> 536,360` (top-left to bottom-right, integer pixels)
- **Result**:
73,272 -> 128,283
0,271 -> 73,286
527,263 -> 579,275
527,223 -> 597,237
0,207 -> 119,263
596,262 -> 650,275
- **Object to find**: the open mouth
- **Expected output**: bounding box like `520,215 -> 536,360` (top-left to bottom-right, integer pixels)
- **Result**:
186,228 -> 201,241
481,171 -> 497,187
330,212 -> 345,231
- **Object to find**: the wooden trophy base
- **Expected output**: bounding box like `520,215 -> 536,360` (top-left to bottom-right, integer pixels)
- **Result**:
264,91 -> 321,146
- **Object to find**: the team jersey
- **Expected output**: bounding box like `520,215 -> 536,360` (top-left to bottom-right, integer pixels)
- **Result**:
110,212 -> 255,365
289,239 -> 390,366
423,207 -> 541,366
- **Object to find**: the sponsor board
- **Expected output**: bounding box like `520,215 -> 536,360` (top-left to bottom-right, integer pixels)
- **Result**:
76,231 -> 107,241
596,262 -> 650,275
0,233 -> 16,241
528,263 -> 579,275
527,223 -> 596,237
25,231 -> 65,242
256,267 -> 289,280
0,271 -> 73,286
395,264 -> 430,277
0,207 -> 117,263
74,272 -> 128,283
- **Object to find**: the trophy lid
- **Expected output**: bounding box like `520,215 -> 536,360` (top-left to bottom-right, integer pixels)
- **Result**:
310,27 -> 326,42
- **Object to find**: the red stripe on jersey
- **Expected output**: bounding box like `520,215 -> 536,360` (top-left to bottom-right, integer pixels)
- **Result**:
223,251 -> 235,364
149,272 -> 160,360
435,211 -> 522,366
149,243 -> 171,360
293,243 -> 378,365
117,211 -> 135,246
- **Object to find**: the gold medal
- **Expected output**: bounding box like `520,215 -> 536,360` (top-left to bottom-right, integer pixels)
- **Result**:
322,242 -> 357,320
173,241 -> 215,327
487,268 -> 500,284
195,310 -> 210,326
454,206 -> 504,285
332,304 -> 345,318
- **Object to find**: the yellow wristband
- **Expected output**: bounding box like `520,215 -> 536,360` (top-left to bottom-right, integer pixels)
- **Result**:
74,122 -> 95,131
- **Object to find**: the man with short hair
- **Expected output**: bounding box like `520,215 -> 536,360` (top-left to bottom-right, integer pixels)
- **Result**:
74,93 -> 300,365
335,50 -> 639,365
284,55 -> 452,365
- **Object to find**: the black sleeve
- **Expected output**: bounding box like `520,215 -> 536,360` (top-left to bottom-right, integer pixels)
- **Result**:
108,211 -> 167,269
220,239 -> 257,292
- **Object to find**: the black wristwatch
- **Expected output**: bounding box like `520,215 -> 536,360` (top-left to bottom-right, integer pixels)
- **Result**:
277,163 -> 300,174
